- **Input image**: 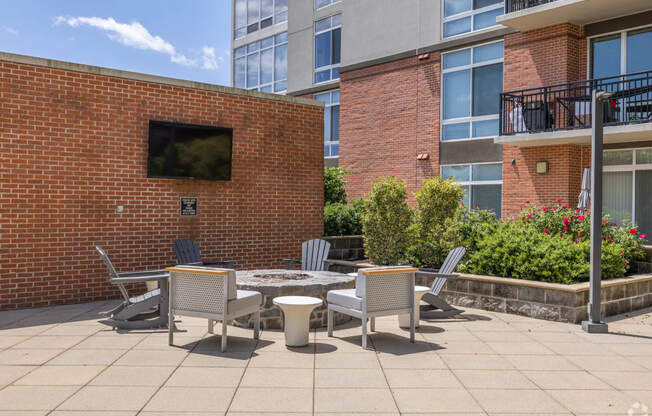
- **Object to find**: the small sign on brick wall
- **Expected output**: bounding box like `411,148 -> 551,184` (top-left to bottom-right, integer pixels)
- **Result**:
180,197 -> 198,216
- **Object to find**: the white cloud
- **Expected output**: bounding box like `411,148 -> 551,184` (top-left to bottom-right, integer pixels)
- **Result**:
54,16 -> 195,67
3,27 -> 18,35
201,46 -> 226,70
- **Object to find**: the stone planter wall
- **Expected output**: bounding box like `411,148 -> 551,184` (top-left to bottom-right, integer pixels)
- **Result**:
324,235 -> 364,262
416,272 -> 652,323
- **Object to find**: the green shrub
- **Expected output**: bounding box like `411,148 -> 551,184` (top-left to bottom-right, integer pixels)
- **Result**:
324,199 -> 364,236
324,167 -> 348,205
362,177 -> 414,265
408,177 -> 464,268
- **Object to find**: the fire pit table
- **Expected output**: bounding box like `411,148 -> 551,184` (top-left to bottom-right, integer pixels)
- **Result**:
233,269 -> 355,329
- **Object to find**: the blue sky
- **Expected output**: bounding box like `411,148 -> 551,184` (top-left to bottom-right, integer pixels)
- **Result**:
0,0 -> 232,85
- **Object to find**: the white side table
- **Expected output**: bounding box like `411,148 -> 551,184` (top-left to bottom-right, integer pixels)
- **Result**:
399,285 -> 430,328
273,296 -> 322,347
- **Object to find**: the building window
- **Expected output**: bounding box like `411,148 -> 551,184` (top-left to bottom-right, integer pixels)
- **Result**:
442,163 -> 502,218
315,0 -> 341,10
443,0 -> 503,38
234,0 -> 288,39
591,27 -> 652,79
603,148 -> 652,235
315,90 -> 340,158
441,41 -> 503,141
314,14 -> 341,84
234,32 -> 287,92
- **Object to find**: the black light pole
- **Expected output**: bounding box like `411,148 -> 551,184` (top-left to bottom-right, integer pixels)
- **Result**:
581,89 -> 612,334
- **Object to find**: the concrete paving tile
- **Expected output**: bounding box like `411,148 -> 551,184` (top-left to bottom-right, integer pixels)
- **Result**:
542,341 -> 613,355
314,338 -> 364,353
15,336 -> 86,349
137,334 -> 202,351
315,368 -> 387,388
194,335 -> 256,353
114,349 -> 188,367
629,355 -> 652,370
421,330 -> 480,342
487,341 -> 555,355
384,368 -> 462,388
50,412 -> 136,416
58,386 -> 157,411
593,371 -> 652,390
230,387 -> 312,413
0,335 -> 29,348
469,330 -> 530,342
454,369 -> 537,389
314,388 -> 398,413
15,365 -> 105,385
436,340 -> 496,354
0,348 -> 64,365
0,325 -> 56,336
378,351 -> 447,369
524,370 -> 613,390
40,325 -> 100,336
241,367 -> 312,388
440,354 -> 514,370
393,388 -> 483,413
503,354 -> 579,371
143,387 -> 234,413
0,365 -> 34,385
565,355 -> 647,372
0,412 -> 49,416
0,386 -> 78,410
90,365 -> 175,386
547,389 -> 637,414
72,334 -> 146,350
525,331 -> 587,343
248,351 -> 314,368
164,367 -> 243,387
607,343 -> 652,356
316,351 -> 379,369
181,351 -> 251,367
471,388 -> 569,413
48,349 -> 125,366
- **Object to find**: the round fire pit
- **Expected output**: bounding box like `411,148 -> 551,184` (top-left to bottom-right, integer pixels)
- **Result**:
233,269 -> 355,329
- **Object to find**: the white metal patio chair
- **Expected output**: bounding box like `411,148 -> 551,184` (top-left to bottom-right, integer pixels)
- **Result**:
166,266 -> 261,352
326,266 -> 417,349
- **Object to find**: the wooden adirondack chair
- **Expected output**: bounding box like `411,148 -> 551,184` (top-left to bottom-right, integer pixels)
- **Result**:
420,246 -> 466,315
284,238 -> 331,271
96,246 -> 170,329
172,239 -> 234,269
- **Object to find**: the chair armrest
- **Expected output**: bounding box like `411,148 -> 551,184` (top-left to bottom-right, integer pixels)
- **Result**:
430,273 -> 458,280
283,259 -> 301,270
111,271 -> 169,284
204,261 -> 235,269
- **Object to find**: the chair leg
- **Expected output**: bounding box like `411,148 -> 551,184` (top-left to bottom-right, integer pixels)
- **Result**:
370,317 -> 375,332
168,313 -> 174,346
221,320 -> 227,353
253,310 -> 260,340
409,310 -> 415,344
208,319 -> 214,334
361,315 -> 368,350
327,308 -> 334,337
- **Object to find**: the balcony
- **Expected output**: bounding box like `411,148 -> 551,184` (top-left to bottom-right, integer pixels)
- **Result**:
496,70 -> 652,147
497,0 -> 652,32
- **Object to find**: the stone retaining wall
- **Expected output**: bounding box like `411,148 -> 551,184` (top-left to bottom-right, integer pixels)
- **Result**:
324,235 -> 365,262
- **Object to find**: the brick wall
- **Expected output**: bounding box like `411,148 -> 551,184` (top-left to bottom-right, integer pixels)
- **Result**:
0,56 -> 324,310
339,54 -> 440,201
502,24 -> 589,217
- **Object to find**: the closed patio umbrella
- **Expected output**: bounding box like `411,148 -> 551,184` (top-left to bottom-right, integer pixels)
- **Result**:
578,167 -> 591,213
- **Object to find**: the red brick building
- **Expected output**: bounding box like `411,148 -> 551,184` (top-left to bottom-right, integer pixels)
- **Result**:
0,52 -> 324,310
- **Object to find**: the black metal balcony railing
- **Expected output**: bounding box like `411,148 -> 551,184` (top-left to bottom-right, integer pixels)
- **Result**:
505,0 -> 559,13
500,70 -> 652,136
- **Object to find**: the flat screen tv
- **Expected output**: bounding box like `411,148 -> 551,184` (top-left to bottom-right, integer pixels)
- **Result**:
147,120 -> 232,181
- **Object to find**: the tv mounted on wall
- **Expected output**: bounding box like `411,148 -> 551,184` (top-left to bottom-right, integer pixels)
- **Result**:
147,120 -> 233,181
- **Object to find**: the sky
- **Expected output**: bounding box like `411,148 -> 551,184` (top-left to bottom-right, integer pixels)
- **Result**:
0,0 -> 232,86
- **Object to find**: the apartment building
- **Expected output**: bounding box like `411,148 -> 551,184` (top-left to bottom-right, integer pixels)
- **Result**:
231,0 -> 652,234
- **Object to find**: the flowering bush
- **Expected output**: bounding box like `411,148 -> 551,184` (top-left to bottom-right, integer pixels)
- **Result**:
445,200 -> 646,284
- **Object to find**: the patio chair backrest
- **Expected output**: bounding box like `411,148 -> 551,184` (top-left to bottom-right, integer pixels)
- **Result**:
431,247 -> 466,295
95,246 -> 130,302
173,239 -> 203,265
168,267 -> 232,316
356,267 -> 416,313
301,239 -> 331,271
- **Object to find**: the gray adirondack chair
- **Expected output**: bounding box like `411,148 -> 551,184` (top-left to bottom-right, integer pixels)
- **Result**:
173,239 -> 234,269
96,246 -> 170,329
421,246 -> 466,315
284,238 -> 331,271
327,266 -> 417,349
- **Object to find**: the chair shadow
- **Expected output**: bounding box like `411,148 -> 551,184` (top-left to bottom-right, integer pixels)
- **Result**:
0,300 -> 125,330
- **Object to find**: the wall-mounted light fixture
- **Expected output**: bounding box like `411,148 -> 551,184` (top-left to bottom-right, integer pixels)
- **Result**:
536,161 -> 549,174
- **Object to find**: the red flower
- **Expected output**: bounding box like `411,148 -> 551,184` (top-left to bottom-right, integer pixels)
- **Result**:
543,228 -> 550,234
552,206 -> 558,211
612,222 -> 618,226
574,238 -> 579,243
543,206 -> 548,211
609,237 -> 613,243
525,200 -> 530,204
630,228 -> 637,234
578,232 -> 583,237
641,234 -> 647,239
576,209 -> 581,213
564,226 -> 569,231
460,202 -> 464,206
563,217 -> 570,225
578,215 -> 585,221
556,199 -> 562,202
562,205 -> 568,209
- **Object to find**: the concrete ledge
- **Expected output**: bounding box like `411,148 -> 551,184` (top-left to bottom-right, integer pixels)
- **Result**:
0,51 -> 323,108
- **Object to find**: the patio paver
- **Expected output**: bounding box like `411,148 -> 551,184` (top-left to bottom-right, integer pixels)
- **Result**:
0,300 -> 650,415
